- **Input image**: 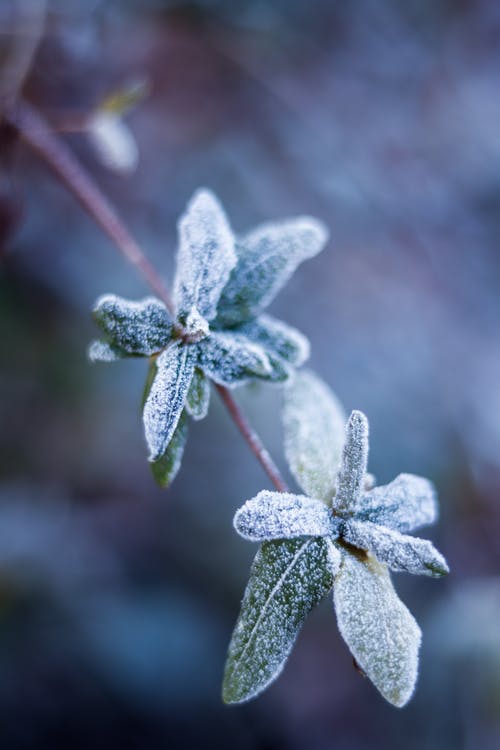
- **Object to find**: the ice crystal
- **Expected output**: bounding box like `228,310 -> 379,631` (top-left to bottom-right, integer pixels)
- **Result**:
89,189 -> 328,485
226,379 -> 448,706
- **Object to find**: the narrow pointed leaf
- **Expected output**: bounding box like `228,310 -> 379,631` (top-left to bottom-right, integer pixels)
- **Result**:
283,370 -> 346,503
142,342 -> 195,461
93,294 -> 172,355
198,331 -> 274,386
150,411 -> 189,488
173,189 -> 237,322
334,410 -> 369,514
236,314 -> 310,368
342,520 -> 449,578
356,474 -> 438,533
185,367 -> 210,421
216,217 -> 329,327
234,491 -> 336,542
223,537 -> 333,704
333,553 -> 421,707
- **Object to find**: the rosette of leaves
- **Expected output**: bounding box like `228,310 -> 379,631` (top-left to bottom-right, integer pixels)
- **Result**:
88,189 -> 328,487
223,371 -> 449,707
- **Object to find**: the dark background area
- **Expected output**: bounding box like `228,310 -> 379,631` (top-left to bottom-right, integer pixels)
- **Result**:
1,1 -> 500,748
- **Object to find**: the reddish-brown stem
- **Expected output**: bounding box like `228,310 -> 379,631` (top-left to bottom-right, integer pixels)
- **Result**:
5,100 -> 175,316
215,385 -> 289,492
6,98 -> 289,493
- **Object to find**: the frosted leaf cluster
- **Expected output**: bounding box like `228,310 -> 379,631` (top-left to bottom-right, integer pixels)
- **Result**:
89,189 -> 328,484
224,371 -> 449,707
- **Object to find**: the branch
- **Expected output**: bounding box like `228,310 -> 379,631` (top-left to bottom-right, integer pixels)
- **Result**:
6,98 -> 289,493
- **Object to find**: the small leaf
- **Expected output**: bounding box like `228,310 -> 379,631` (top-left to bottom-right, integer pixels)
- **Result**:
234,491 -> 336,542
342,520 -> 449,578
142,342 -> 195,461
185,367 -> 210,421
173,189 -> 237,322
283,370 -> 346,503
356,474 -> 438,533
333,552 -> 421,707
223,537 -> 333,704
87,339 -> 124,362
334,410 -> 369,515
198,331 -> 274,386
150,411 -> 189,488
236,314 -> 310,367
216,217 -> 329,327
93,295 -> 172,356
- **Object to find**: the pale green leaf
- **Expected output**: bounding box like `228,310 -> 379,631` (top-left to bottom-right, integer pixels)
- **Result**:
198,331 -> 274,386
333,552 -> 421,707
93,294 -> 172,356
223,537 -> 334,704
283,370 -> 346,503
185,367 -> 210,421
235,314 -> 310,368
334,410 -> 369,515
150,411 -> 189,488
356,473 -> 438,533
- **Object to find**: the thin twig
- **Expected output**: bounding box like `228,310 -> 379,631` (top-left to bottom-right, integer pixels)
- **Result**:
6,98 -> 289,493
216,385 -> 289,492
5,100 -> 175,316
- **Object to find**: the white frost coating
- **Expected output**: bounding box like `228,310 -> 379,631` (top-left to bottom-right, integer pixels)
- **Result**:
142,342 -> 196,461
325,538 -> 342,577
223,537 -> 333,704
87,339 -> 121,362
234,491 -> 336,542
342,520 -> 449,577
333,553 -> 422,707
334,410 -> 369,514
93,294 -> 172,355
88,111 -> 139,174
356,474 -> 438,533
185,368 -> 210,421
216,217 -> 329,326
173,189 -> 237,322
198,331 -> 272,386
237,314 -> 310,368
283,370 -> 346,503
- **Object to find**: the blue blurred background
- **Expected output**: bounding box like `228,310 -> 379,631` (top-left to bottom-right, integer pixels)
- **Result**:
1,1 -> 500,748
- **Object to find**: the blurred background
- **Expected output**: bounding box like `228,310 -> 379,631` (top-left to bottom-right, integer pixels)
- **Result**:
1,0 -> 500,748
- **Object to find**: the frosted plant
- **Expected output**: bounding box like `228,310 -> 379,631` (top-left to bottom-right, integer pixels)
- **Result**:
89,189 -> 328,486
223,370 -> 449,707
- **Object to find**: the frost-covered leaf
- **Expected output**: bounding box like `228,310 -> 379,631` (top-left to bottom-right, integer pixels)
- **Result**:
185,367 -> 210,421
93,294 -> 172,356
223,537 -> 333,704
150,410 -> 189,488
142,342 -> 195,461
88,112 -> 139,174
334,410 -> 369,515
87,339 -> 124,362
283,370 -> 346,503
236,314 -> 310,368
342,520 -> 449,578
216,217 -> 329,327
356,474 -> 438,533
333,552 -> 421,707
234,491 -> 336,542
173,189 -> 237,322
198,331 -> 275,386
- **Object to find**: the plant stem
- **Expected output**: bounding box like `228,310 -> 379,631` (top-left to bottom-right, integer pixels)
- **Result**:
6,98 -> 289,493
215,385 -> 289,493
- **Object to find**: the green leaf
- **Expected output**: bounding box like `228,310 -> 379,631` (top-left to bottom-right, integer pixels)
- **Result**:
198,331 -> 274,386
333,552 -> 421,707
215,217 -> 328,327
355,473 -> 438,533
185,367 -> 210,421
88,339 -> 126,362
93,294 -> 173,356
142,342 -> 196,461
173,189 -> 237,322
283,370 -> 346,503
334,410 -> 370,515
236,314 -> 310,367
222,537 -> 333,704
150,411 -> 189,488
